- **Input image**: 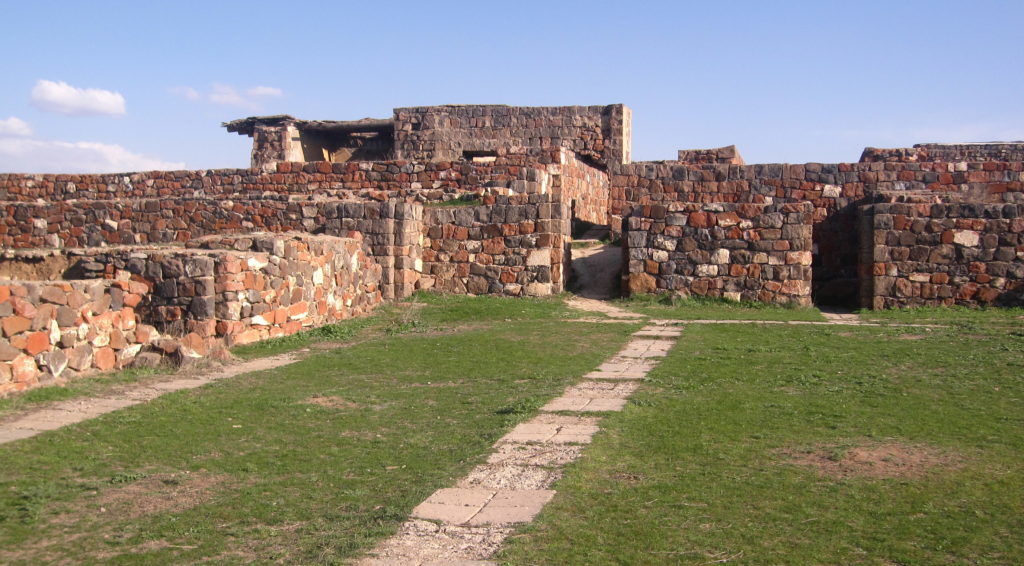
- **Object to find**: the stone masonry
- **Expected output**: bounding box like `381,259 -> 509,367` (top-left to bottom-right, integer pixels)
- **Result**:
1,101 -> 1022,395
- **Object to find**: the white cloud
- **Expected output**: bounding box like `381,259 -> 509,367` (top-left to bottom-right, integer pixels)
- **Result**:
0,117 -> 32,137
169,86 -> 201,100
0,138 -> 184,174
206,83 -> 285,111
30,79 -> 126,116
246,86 -> 283,97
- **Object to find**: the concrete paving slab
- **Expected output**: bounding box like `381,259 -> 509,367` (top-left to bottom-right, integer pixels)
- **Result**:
412,488 -> 495,524
467,489 -> 555,525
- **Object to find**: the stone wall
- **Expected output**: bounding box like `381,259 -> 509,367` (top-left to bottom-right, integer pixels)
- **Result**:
860,143 -> 1024,163
860,202 -> 1024,309
622,202 -> 813,305
393,104 -> 631,168
0,160 -> 540,203
0,279 -> 152,395
676,145 -> 745,165
0,233 -> 382,396
611,160 -> 1024,304
421,194 -> 569,297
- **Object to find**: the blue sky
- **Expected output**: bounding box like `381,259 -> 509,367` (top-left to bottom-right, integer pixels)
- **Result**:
1,0 -> 1022,173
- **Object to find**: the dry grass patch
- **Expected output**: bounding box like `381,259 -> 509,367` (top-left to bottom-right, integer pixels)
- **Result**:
304,395 -> 361,410
783,441 -> 960,479
83,472 -> 230,520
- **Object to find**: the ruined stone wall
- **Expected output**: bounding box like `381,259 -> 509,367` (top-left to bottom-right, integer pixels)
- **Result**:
860,202 -> 1024,309
676,145 -> 745,165
0,279 -> 151,395
393,104 -> 631,168
612,160 -> 1024,304
0,233 -> 382,396
622,202 -> 813,306
554,149 -> 610,226
861,143 -> 1024,163
0,198 -> 417,299
0,160 -> 533,203
421,195 -> 569,297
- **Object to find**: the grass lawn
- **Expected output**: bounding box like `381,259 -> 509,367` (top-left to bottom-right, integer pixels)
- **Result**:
0,294 -> 638,564
499,314 -> 1024,564
617,294 -> 826,322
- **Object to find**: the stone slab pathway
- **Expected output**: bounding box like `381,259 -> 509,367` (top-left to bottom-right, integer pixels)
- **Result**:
357,320 -> 679,565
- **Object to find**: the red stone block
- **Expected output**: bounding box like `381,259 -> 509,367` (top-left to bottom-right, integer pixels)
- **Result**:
773,241 -> 790,251
688,212 -> 712,228
24,331 -> 51,355
93,347 -> 116,370
2,316 -> 31,338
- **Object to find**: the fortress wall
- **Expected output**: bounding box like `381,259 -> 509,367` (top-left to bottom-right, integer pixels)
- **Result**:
861,143 -> 1024,163
622,202 -> 813,306
860,202 -> 1024,309
0,159 -> 547,203
0,198 -> 419,300
0,233 -> 382,396
421,194 -> 570,297
612,160 -> 1024,304
393,104 -> 630,167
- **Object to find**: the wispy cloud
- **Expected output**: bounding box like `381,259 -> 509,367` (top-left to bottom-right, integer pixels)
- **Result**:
0,117 -> 32,137
168,85 -> 201,100
0,138 -> 184,174
171,83 -> 285,112
30,79 -> 126,116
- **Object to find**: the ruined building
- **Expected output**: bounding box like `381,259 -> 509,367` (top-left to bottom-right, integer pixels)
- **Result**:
1,103 -> 1022,394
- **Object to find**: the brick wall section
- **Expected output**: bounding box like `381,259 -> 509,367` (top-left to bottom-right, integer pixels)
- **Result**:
0,233 -> 382,396
859,202 -> 1024,309
861,143 -> 1024,163
393,104 -> 631,167
623,202 -> 813,306
420,195 -> 569,297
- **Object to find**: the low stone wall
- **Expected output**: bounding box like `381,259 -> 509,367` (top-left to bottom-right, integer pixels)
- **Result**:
623,202 -> 813,305
0,233 -> 382,396
860,143 -> 1024,163
0,159 -> 545,203
421,195 -> 569,296
860,203 -> 1024,309
0,279 -> 154,395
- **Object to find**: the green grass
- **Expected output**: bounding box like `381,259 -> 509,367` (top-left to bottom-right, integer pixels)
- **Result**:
861,305 -> 1024,326
0,294 -> 638,564
499,314 -> 1024,565
618,293 -> 826,321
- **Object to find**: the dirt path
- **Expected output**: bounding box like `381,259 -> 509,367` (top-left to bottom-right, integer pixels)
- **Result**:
0,353 -> 299,444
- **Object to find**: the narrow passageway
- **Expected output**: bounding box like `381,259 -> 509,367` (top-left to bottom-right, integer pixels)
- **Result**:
569,243 -> 623,300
